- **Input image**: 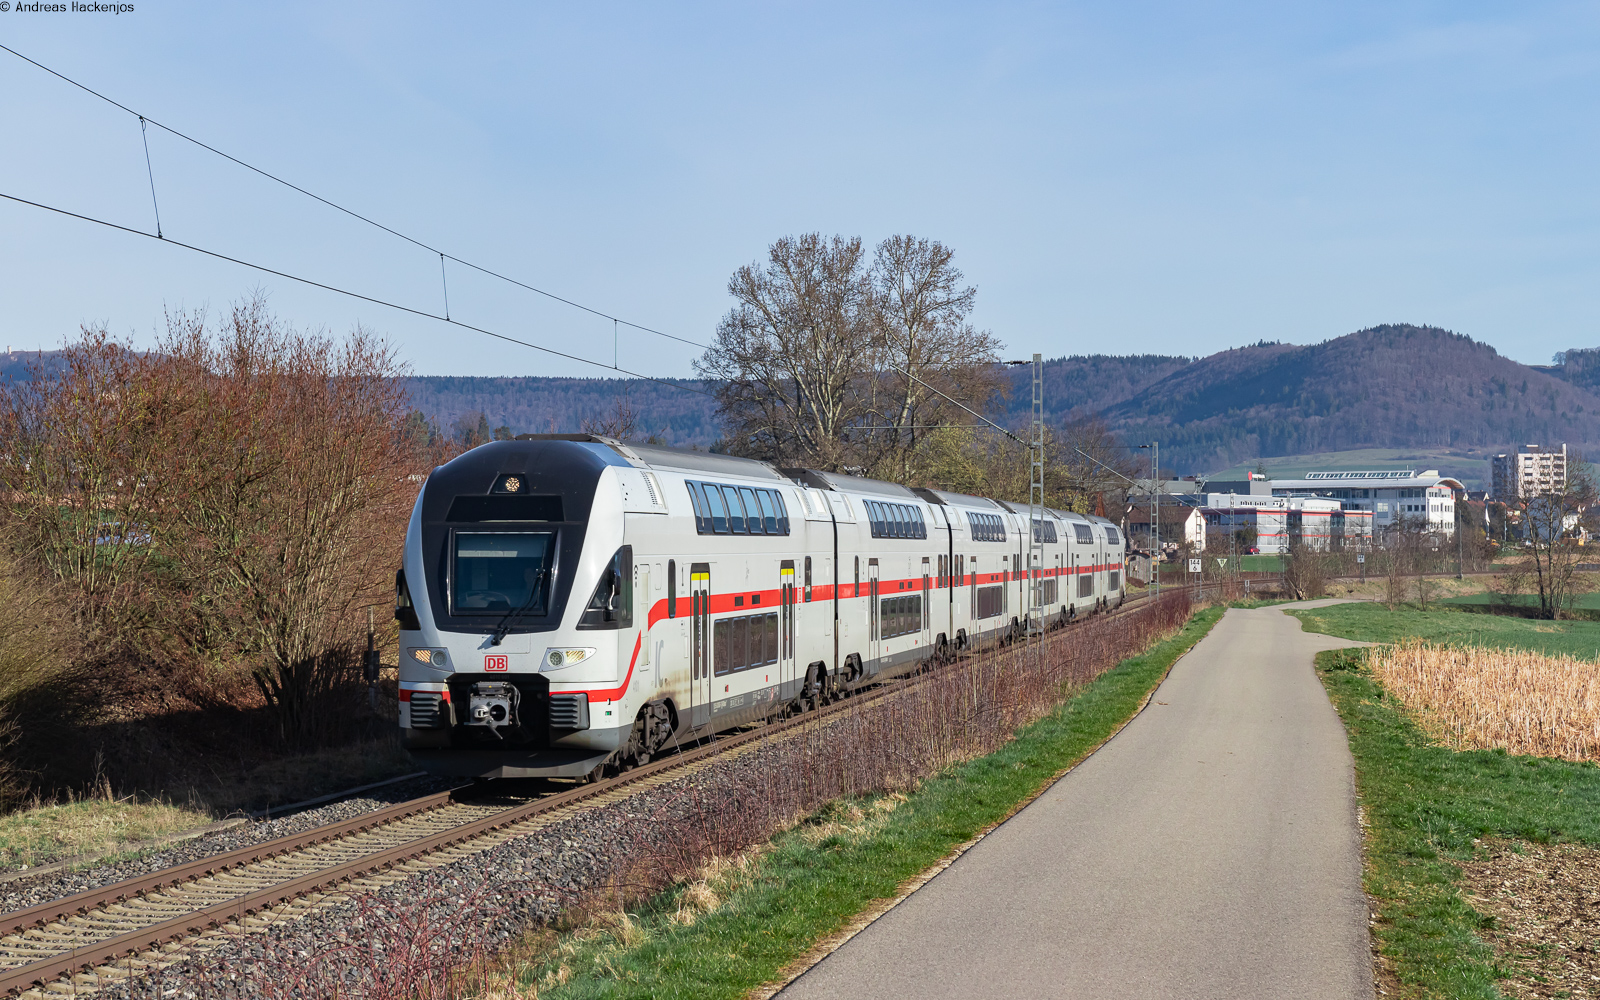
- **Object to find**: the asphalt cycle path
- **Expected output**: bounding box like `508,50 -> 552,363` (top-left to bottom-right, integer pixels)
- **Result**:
779,601 -> 1375,1000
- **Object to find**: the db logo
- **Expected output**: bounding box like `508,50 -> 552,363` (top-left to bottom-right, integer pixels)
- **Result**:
484,655 -> 509,672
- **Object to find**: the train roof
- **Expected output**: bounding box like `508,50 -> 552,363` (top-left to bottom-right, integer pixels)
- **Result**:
782,468 -> 921,500
909,487 -> 1001,510
513,435 -> 788,483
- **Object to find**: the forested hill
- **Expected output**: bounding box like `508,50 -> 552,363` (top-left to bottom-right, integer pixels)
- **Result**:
1095,325 -> 1600,472
10,328 -> 1600,474
402,375 -> 720,448
403,326 -> 1600,469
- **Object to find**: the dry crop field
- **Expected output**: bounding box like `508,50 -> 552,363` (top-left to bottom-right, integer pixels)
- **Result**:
1367,639 -> 1600,761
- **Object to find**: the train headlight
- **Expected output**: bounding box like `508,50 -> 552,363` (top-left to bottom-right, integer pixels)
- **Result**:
543,647 -> 595,670
408,648 -> 449,668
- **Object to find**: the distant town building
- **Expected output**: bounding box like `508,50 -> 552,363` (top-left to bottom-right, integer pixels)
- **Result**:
1127,503 -> 1206,554
1264,469 -> 1461,537
1198,493 -> 1372,554
1490,444 -> 1568,500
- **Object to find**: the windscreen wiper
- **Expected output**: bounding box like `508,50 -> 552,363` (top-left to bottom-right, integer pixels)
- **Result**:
490,569 -> 548,647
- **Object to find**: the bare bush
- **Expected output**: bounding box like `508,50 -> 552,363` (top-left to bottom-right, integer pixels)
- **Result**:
1280,544 -> 1328,601
0,295 -> 436,767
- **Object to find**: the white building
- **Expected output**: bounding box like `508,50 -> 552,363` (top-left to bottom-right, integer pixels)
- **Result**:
1491,444 -> 1568,501
1267,469 -> 1462,537
1200,493 -> 1373,554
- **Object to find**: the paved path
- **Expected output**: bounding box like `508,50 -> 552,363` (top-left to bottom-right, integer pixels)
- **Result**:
779,602 -> 1374,1000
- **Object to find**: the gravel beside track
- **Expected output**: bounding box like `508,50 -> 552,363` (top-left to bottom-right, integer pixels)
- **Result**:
0,775 -> 458,914
75,748 -> 775,999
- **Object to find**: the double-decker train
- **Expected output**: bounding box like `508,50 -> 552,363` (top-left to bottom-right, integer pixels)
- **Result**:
396,435 -> 1127,779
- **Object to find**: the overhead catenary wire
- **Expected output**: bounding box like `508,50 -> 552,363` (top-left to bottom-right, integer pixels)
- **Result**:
0,189 -> 715,398
4,44 -> 1021,430
137,116 -> 162,239
0,42 -> 710,352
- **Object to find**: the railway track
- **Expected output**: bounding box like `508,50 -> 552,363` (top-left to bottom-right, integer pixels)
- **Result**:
0,594 -> 1169,997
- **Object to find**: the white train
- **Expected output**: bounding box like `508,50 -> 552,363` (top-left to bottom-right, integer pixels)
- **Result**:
396,435 -> 1126,779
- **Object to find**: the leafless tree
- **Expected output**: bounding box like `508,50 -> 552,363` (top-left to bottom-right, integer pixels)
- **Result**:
697,234 -> 1001,476
1511,456 -> 1599,619
697,234 -> 877,470
1055,416 -> 1137,515
866,236 -> 1003,480
0,296 -> 429,743
581,385 -> 638,441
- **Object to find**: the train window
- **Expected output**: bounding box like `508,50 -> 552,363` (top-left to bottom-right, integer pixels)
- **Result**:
704,486 -> 729,533
878,595 -> 923,638
721,486 -> 746,533
685,482 -> 709,533
739,488 -> 763,534
854,556 -> 860,597
1078,575 -> 1093,599
687,482 -> 793,537
1104,526 -> 1121,545
667,559 -> 677,618
967,512 -> 1005,543
578,545 -> 633,629
1108,570 -> 1121,589
762,613 -> 779,665
1032,519 -> 1057,544
757,490 -> 778,533
713,619 -> 733,676
450,532 -> 553,616
915,507 -> 927,539
775,492 -> 791,534
1073,523 -> 1094,544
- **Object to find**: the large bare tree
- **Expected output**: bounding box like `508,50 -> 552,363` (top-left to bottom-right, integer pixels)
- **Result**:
866,236 -> 1003,480
697,233 -> 1001,476
697,234 -> 876,470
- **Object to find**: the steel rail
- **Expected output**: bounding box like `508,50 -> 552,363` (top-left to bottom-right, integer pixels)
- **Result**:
0,593 -> 1170,996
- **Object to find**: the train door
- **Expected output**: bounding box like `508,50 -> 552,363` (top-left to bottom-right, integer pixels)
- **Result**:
868,558 -> 881,667
780,560 -> 796,699
920,557 -> 931,647
689,563 -> 712,728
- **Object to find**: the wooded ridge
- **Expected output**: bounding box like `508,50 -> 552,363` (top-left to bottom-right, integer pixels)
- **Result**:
8,323 -> 1596,474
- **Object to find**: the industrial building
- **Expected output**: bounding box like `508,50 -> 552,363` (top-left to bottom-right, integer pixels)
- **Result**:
1197,493 -> 1371,555
1206,467 -> 1462,538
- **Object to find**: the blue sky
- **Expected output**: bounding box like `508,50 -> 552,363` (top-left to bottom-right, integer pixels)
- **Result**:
2,2 -> 1597,378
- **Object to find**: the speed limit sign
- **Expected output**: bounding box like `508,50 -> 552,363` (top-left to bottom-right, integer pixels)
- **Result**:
1187,558 -> 1201,573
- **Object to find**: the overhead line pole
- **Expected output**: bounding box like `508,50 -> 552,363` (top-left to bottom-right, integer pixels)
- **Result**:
1028,353 -> 1044,638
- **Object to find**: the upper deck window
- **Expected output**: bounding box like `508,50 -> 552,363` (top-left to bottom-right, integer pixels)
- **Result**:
967,512 -> 1007,542
866,500 -> 927,539
686,481 -> 791,536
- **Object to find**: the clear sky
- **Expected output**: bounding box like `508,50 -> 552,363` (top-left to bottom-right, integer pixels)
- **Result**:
3,2 -> 1597,379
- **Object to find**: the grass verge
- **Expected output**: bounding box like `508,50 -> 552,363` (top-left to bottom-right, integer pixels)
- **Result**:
491,606 -> 1225,1000
1316,646 -> 1600,998
0,797 -> 216,871
1289,602 -> 1600,657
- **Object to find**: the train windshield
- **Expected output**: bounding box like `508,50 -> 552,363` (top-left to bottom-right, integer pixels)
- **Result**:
452,532 -> 553,615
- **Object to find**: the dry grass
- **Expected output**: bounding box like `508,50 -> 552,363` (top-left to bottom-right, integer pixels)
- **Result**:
1368,639 -> 1600,761
0,795 -> 215,870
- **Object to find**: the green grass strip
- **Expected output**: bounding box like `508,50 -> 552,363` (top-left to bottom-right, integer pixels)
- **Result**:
1290,602 -> 1600,657
1315,646 -> 1600,999
511,606 -> 1226,999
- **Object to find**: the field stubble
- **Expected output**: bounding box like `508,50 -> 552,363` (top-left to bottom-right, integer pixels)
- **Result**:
1368,640 -> 1600,761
